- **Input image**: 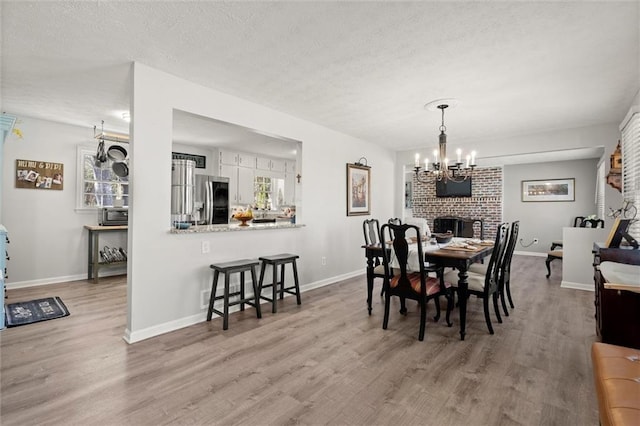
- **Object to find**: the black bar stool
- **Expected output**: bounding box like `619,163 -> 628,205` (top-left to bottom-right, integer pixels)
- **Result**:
258,253 -> 301,313
207,259 -> 262,330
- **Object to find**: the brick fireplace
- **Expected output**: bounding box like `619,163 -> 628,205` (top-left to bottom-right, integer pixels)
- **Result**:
411,167 -> 503,239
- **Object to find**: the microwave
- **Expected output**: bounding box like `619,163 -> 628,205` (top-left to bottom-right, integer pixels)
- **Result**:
100,207 -> 129,226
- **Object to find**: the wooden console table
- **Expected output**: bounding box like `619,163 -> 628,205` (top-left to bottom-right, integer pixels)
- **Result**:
84,225 -> 127,283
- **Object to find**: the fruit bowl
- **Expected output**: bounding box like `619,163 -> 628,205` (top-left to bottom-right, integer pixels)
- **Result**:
236,217 -> 252,227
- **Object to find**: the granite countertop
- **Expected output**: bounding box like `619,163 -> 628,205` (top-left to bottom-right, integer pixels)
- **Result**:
169,221 -> 303,234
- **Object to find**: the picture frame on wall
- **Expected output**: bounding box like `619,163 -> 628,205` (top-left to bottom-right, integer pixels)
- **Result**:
346,163 -> 370,216
521,178 -> 575,202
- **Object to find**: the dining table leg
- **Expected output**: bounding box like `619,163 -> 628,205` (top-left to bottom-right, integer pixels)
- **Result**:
457,267 -> 469,340
366,251 -> 374,315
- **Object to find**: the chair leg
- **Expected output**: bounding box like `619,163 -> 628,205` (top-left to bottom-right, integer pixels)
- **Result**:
483,297 -> 494,335
418,299 -> 426,341
250,265 -> 262,319
206,270 -> 219,321
498,280 -> 509,317
279,263 -> 285,300
399,297 -> 407,315
291,259 -> 301,305
493,293 -> 502,324
506,279 -> 515,309
433,296 -> 441,322
271,263 -> 278,313
500,290 -> 509,317
545,256 -> 552,278
382,291 -> 391,330
445,289 -> 453,327
240,271 -> 245,311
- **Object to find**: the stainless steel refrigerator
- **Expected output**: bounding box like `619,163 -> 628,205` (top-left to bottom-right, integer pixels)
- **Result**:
195,175 -> 229,225
171,159 -> 195,224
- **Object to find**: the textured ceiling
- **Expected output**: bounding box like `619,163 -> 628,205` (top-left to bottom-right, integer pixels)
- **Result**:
1,1 -> 638,160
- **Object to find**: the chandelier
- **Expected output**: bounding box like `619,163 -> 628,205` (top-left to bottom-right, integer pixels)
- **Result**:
414,100 -> 476,183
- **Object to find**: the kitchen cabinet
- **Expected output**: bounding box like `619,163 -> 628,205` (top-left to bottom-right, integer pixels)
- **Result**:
219,163 -> 254,205
237,166 -> 254,204
284,161 -> 297,205
220,149 -> 256,168
256,156 -> 286,173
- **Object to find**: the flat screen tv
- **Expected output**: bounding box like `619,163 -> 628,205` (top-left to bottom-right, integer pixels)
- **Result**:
436,178 -> 472,197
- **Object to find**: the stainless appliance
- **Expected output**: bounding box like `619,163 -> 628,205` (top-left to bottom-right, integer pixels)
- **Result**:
171,159 -> 195,224
100,207 -> 129,226
195,175 -> 229,225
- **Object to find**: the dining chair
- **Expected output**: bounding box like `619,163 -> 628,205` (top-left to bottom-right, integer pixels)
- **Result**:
468,221 -> 519,316
445,222 -> 509,335
363,218 -> 386,297
379,223 -> 453,341
499,221 -> 519,314
388,218 -> 402,226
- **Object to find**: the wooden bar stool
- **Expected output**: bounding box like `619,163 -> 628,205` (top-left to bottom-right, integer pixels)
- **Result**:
258,253 -> 301,313
207,259 -> 262,330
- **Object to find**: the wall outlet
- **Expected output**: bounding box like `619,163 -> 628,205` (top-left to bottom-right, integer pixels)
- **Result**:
533,238 -> 539,244
201,241 -> 210,254
321,256 -> 326,266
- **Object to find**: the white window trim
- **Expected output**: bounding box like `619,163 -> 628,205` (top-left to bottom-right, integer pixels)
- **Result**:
620,108 -> 639,237
75,144 -> 129,212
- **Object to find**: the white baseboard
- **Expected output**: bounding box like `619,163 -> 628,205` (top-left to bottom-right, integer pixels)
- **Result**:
561,280 -> 593,292
514,250 -> 547,258
122,269 -> 364,344
5,269 -> 126,289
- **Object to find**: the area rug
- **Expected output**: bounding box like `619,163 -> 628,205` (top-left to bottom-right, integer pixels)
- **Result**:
4,297 -> 70,327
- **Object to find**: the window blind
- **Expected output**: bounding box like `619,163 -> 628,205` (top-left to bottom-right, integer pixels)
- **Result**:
621,110 -> 639,237
596,159 -> 605,220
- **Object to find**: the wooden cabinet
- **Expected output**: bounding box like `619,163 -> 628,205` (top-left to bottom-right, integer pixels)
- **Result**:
593,243 -> 640,349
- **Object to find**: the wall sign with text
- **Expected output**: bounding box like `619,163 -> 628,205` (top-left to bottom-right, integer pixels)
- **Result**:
15,159 -> 64,190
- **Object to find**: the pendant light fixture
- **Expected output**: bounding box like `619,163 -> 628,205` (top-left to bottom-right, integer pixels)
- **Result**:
414,99 -> 476,183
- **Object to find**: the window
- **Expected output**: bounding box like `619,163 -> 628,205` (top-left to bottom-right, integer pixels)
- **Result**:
621,109 -> 639,237
77,146 -> 129,209
254,176 -> 272,210
596,159 -> 605,220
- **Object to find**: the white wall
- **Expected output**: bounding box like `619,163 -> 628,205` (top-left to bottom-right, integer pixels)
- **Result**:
1,117 -> 127,286
504,158 -> 604,254
126,63 -> 395,342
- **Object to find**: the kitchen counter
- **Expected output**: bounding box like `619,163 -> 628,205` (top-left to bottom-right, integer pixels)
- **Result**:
169,221 -> 303,234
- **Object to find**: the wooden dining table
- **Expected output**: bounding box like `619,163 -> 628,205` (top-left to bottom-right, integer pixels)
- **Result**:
361,241 -> 493,340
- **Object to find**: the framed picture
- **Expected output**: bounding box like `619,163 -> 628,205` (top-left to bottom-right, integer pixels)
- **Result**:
521,178 -> 575,202
15,159 -> 64,190
346,163 -> 370,216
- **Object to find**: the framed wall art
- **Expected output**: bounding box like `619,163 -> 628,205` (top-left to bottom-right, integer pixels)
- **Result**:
15,159 -> 64,190
521,178 -> 574,202
346,163 -> 370,216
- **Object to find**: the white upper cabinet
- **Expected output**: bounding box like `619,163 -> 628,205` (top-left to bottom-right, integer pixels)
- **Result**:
256,156 -> 286,173
219,149 -> 256,168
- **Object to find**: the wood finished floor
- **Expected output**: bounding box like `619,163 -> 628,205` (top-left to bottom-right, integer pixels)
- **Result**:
1,256 -> 598,425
